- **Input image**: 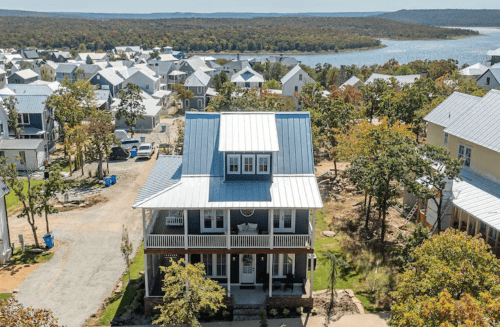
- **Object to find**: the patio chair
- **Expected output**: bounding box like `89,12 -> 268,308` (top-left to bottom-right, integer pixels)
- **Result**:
263,273 -> 269,293
284,273 -> 294,292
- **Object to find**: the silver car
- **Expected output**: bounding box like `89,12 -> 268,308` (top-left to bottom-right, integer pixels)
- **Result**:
120,138 -> 140,151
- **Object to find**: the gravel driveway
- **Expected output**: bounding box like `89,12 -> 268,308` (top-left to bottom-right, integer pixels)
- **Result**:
10,156 -> 157,327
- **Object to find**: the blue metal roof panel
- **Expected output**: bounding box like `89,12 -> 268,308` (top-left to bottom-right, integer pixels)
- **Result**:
133,155 -> 182,206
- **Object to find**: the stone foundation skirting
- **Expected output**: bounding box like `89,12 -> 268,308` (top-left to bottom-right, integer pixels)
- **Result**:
266,296 -> 314,309
144,296 -> 234,316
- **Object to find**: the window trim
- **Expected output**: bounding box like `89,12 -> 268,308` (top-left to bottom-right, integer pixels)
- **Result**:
257,154 -> 271,174
227,154 -> 240,175
458,144 -> 472,167
201,253 -> 227,278
200,209 -> 226,233
197,99 -> 203,108
267,254 -> 295,278
273,209 -> 296,233
242,154 -> 255,174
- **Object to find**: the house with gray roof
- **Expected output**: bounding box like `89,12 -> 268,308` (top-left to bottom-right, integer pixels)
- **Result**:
221,60 -> 251,77
476,68 -> 500,89
148,60 -> 176,87
22,50 -> 39,60
75,52 -> 109,63
0,94 -> 57,151
340,76 -> 364,91
78,64 -> 102,80
51,51 -> 72,63
0,138 -> 47,171
405,90 -> 500,252
40,61 -> 58,82
177,58 -> 209,76
114,98 -> 161,132
231,66 -> 264,89
8,69 -> 39,84
133,111 -> 322,317
183,69 -> 211,111
125,70 -> 161,95
280,65 -> 315,107
89,69 -> 125,96
365,73 -> 420,86
56,64 -> 79,83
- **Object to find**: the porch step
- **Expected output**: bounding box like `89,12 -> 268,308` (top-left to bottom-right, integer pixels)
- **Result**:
233,305 -> 264,321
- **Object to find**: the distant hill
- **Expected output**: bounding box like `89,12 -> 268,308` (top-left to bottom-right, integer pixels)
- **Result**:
0,9 -> 386,20
379,9 -> 500,27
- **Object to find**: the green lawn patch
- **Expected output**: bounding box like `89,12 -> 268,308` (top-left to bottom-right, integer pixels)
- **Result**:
5,180 -> 45,212
98,243 -> 145,326
8,246 -> 54,265
312,207 -> 390,313
0,293 -> 12,300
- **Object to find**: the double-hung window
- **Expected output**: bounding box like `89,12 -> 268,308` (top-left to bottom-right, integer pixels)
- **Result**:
269,254 -> 295,278
18,113 -> 29,125
227,154 -> 240,174
257,155 -> 270,174
273,209 -> 295,232
242,155 -> 255,174
201,209 -> 225,233
201,254 -> 227,277
458,144 -> 472,167
444,133 -> 448,145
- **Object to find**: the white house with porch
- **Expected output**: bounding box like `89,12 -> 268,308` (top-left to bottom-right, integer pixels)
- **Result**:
133,111 -> 322,319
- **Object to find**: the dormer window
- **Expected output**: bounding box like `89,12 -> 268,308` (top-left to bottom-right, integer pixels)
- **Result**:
257,155 -> 270,174
242,155 -> 255,174
227,154 -> 240,174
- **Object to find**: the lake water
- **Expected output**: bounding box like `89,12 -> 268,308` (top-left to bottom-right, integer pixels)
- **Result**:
211,27 -> 500,67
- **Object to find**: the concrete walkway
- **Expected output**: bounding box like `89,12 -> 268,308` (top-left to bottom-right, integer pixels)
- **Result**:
11,158 -> 157,327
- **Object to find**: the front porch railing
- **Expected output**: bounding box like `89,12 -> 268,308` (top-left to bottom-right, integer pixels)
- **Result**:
146,234 -> 312,249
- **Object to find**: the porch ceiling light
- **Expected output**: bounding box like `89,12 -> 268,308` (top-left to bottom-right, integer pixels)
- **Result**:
240,209 -> 255,217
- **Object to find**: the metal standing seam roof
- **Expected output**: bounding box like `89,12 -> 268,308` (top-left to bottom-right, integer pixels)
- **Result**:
341,76 -> 363,87
219,112 -> 279,152
142,99 -> 162,116
56,64 -> 78,74
280,65 -> 302,84
0,95 -> 47,114
444,89 -> 500,153
13,69 -> 39,80
365,73 -> 420,85
97,69 -> 124,86
0,138 -> 45,150
452,169 -> 500,231
424,92 -> 481,128
182,112 -> 315,176
230,67 -> 264,83
184,69 -> 211,87
133,175 -> 322,209
459,63 -> 488,76
6,84 -> 55,96
133,155 -> 182,206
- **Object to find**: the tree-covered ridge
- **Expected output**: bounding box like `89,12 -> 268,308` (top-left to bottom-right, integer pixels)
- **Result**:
379,9 -> 500,27
0,16 -> 477,53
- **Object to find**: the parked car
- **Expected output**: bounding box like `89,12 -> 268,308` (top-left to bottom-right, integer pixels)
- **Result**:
109,146 -> 130,160
114,129 -> 129,140
136,143 -> 155,159
120,138 -> 140,151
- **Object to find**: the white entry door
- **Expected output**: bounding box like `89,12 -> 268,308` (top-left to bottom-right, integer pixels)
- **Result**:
240,254 -> 256,284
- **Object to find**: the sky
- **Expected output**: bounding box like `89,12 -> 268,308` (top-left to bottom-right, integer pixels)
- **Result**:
2,0 -> 500,13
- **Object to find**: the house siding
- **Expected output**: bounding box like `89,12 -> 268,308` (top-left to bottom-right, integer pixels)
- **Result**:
477,70 -> 500,89
426,122 -> 446,147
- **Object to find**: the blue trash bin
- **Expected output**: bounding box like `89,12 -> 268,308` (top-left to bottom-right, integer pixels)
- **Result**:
130,150 -> 137,158
140,136 -> 146,143
161,125 -> 167,132
43,233 -> 54,249
111,175 -> 117,184
104,177 -> 112,187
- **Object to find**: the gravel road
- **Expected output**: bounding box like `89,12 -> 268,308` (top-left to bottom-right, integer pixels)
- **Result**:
11,156 -> 157,327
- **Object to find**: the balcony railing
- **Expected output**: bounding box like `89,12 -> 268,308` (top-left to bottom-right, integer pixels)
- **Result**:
146,234 -> 312,249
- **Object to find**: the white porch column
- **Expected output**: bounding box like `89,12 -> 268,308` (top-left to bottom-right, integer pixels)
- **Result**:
475,218 -> 481,236
184,209 -> 188,249
466,213 -> 471,235
226,253 -> 231,297
310,254 -> 314,298
269,253 -> 273,297
142,209 -> 147,249
227,210 -> 231,249
312,210 -> 316,248
144,253 -> 149,297
270,209 -> 274,249
185,253 -> 189,263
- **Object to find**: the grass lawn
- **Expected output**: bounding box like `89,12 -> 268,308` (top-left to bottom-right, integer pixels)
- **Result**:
0,293 -> 11,300
8,246 -> 54,265
312,207 -> 389,313
98,243 -> 145,326
5,180 -> 45,212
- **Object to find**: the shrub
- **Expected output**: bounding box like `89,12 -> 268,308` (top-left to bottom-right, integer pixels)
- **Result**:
296,306 -> 303,314
269,308 -> 278,316
311,308 -> 318,315
283,308 -> 290,316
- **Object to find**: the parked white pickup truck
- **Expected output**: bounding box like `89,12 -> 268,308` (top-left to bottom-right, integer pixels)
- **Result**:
136,143 -> 155,159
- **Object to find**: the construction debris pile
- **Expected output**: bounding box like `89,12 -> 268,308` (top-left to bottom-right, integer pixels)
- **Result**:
317,170 -> 358,201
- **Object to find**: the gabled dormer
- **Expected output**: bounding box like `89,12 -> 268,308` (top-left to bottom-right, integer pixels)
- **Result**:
219,112 -> 279,182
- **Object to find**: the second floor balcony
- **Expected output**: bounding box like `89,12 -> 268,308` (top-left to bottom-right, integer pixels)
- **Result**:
144,209 -> 315,250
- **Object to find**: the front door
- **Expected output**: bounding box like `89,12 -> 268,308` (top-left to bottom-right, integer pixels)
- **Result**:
240,254 -> 256,284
